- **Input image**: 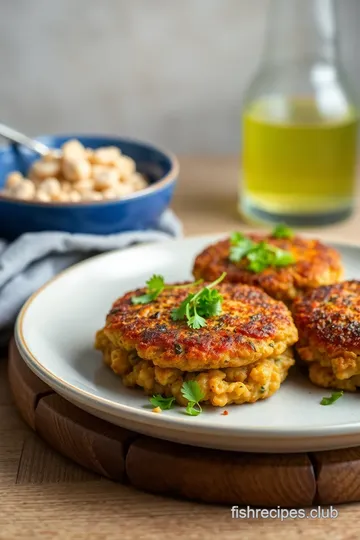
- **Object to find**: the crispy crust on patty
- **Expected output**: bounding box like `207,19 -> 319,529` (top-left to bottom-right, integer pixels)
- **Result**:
293,281 -> 360,385
95,330 -> 295,406
192,234 -> 343,304
101,282 -> 298,371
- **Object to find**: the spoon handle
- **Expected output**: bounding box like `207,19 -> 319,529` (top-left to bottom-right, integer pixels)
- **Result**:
0,123 -> 50,156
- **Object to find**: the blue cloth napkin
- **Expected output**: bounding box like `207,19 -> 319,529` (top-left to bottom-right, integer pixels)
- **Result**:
0,209 -> 182,342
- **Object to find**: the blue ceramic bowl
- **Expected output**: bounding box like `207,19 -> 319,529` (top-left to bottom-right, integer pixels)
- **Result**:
0,134 -> 179,240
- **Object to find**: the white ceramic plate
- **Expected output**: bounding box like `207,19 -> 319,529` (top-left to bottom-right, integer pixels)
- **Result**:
15,234 -> 360,453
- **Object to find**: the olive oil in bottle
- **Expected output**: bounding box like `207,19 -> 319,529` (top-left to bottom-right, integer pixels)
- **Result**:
239,0 -> 359,226
242,97 -> 358,222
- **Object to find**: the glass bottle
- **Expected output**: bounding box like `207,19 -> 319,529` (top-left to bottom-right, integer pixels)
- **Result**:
239,0 -> 359,226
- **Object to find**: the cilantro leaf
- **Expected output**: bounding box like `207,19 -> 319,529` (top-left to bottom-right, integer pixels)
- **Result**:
247,242 -> 272,272
229,233 -> 254,263
149,394 -> 176,410
170,272 -> 226,329
272,224 -> 294,239
171,294 -> 194,321
181,380 -> 205,403
229,232 -> 295,273
132,276 -> 205,306
185,402 -> 202,416
131,292 -> 158,305
181,381 -> 205,416
197,288 -> 223,317
320,391 -> 344,406
187,310 -> 207,329
131,273 -> 165,304
272,248 -> 296,266
146,274 -> 165,291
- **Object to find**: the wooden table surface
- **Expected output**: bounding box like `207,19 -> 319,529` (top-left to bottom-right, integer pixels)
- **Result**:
1,156 -> 360,540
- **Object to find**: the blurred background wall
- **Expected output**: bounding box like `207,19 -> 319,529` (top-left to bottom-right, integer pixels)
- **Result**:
0,0 -> 358,154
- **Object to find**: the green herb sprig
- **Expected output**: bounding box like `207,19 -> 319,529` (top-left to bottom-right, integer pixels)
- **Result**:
131,275 -> 203,305
272,223 -> 294,239
149,394 -> 176,410
320,391 -> 344,406
229,231 -> 295,272
181,380 -> 205,416
171,272 -> 226,329
148,381 -> 205,416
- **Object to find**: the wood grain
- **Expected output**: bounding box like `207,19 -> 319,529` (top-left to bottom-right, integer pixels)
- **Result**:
312,447 -> 360,505
126,437 -> 316,507
35,394 -> 136,481
7,339 -> 52,429
16,432 -> 99,484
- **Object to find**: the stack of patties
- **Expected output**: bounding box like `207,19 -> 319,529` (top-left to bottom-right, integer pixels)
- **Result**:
95,278 -> 298,407
293,281 -> 360,391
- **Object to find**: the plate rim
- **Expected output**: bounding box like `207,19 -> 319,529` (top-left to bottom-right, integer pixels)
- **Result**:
14,232 -> 360,441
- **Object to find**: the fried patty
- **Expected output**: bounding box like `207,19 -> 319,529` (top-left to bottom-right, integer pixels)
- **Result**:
308,363 -> 360,392
100,282 -> 298,371
193,234 -> 343,304
293,281 -> 360,385
95,329 -> 295,406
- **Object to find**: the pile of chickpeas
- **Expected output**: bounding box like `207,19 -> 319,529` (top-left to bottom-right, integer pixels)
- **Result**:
0,139 -> 148,203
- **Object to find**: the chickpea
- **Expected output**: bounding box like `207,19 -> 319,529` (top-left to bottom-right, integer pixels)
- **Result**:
81,191 -> 103,201
102,188 -> 118,199
0,139 -> 146,203
117,155 -> 136,179
128,172 -> 148,191
43,150 -> 61,162
29,158 -> 61,180
114,182 -> 134,197
61,181 -> 73,193
86,148 -> 95,161
91,146 -> 122,166
62,158 -> 91,183
40,177 -> 62,197
62,139 -> 86,161
12,179 -> 36,200
92,165 -> 119,191
72,178 -> 94,194
6,172 -> 24,190
68,191 -> 82,202
51,191 -> 70,202
35,191 -> 51,202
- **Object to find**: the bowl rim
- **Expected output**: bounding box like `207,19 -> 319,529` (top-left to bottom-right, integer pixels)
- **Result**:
0,133 -> 179,207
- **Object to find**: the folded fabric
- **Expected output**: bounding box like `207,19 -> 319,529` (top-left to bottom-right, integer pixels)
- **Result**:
0,209 -> 182,342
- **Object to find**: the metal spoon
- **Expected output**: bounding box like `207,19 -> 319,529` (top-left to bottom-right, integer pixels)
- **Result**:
0,123 -> 57,157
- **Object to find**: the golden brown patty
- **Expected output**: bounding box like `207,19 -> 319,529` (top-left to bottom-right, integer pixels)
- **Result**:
95,330 -> 295,406
101,282 -> 298,372
308,363 -> 360,392
193,234 -> 343,304
293,280 -> 360,386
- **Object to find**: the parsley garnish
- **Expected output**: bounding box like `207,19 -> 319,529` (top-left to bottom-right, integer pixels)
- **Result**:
229,233 -> 295,272
171,272 -> 226,329
320,391 -> 344,406
149,394 -> 176,410
229,232 -> 254,262
132,275 -> 165,304
181,381 -> 205,416
131,275 -> 203,305
272,223 -> 294,239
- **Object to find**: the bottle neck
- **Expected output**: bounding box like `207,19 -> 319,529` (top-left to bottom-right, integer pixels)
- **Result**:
262,0 -> 338,67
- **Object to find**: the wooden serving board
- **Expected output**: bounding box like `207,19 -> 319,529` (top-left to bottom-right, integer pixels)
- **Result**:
8,338 -> 360,507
